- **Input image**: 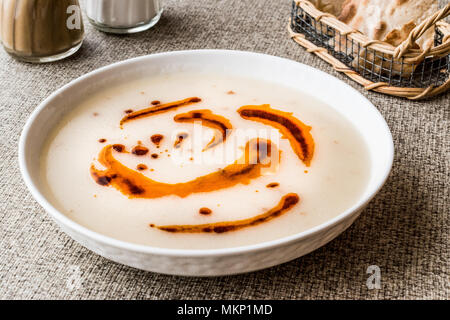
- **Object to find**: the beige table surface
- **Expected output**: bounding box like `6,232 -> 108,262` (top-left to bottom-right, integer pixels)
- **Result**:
0,0 -> 449,300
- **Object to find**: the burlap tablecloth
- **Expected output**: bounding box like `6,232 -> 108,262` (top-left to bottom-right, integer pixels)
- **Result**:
0,0 -> 448,300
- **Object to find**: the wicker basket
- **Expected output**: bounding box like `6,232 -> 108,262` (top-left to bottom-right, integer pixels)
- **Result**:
289,1 -> 450,100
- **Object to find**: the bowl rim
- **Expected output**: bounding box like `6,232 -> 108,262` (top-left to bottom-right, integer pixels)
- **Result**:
18,49 -> 394,257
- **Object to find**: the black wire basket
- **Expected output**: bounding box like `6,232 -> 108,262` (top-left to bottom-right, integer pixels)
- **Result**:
289,1 -> 450,99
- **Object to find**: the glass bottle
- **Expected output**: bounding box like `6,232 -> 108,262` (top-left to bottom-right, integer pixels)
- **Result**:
0,0 -> 84,63
85,0 -> 163,34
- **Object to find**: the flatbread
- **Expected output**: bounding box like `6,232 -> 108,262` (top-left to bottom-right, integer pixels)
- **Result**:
334,0 -> 439,77
384,21 -> 419,47
305,1 -> 347,36
339,0 -> 438,49
308,0 -> 346,16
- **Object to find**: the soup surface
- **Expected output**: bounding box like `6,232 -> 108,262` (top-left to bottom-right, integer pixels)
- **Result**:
41,73 -> 371,249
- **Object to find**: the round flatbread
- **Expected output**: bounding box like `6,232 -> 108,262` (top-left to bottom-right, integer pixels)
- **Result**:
338,0 -> 438,49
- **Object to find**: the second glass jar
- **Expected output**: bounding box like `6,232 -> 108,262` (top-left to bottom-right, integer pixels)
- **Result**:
85,0 -> 163,34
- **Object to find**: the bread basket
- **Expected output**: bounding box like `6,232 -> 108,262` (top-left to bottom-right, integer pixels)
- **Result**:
289,1 -> 450,100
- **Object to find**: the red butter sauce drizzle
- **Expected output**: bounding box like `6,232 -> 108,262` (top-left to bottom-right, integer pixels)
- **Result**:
238,104 -> 315,167
132,145 -> 149,156
119,97 -> 202,128
199,207 -> 212,215
151,193 -> 300,233
150,134 -> 164,146
90,138 -> 279,199
173,133 -> 188,149
112,144 -> 126,153
137,164 -> 148,171
266,182 -> 279,188
173,109 -> 233,151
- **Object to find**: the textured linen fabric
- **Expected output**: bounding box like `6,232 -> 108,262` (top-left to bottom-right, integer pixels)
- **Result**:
0,0 -> 448,300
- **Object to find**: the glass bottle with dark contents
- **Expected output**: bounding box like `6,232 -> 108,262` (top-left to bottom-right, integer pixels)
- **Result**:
0,0 -> 84,63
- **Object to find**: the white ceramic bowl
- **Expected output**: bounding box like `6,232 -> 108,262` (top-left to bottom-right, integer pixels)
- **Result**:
19,50 -> 394,276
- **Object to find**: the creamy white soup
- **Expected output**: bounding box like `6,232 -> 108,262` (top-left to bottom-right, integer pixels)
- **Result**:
41,73 -> 371,249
